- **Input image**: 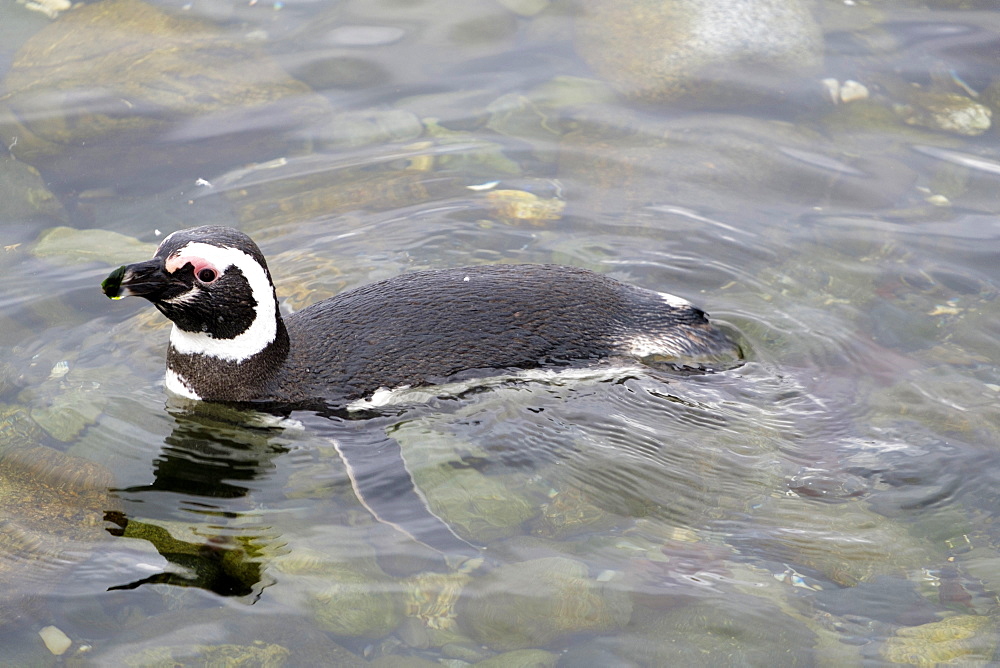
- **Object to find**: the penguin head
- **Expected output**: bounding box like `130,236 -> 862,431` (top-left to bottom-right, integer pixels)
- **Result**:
105,226 -> 282,363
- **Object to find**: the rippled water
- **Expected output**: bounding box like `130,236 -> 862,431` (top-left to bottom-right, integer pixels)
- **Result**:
1,0 -> 999,665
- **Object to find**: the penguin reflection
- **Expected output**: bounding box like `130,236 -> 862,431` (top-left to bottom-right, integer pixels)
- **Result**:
106,401 -> 478,595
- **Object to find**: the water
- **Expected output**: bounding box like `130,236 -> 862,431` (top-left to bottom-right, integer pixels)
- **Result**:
1,0 -> 999,664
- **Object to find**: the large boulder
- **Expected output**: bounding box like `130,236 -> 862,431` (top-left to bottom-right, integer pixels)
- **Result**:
0,0 -> 330,191
575,0 -> 823,105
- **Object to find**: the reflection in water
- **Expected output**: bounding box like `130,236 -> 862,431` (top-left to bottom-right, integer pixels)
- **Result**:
128,406 -> 289,500
101,363 -> 771,593
103,399 -> 492,598
104,404 -> 291,597
104,512 -> 261,597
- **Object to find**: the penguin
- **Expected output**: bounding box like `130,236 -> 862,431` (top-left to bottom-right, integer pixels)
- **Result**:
102,225 -> 740,558
102,225 -> 739,405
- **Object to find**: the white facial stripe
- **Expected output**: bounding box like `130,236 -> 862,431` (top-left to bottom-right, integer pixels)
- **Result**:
165,368 -> 201,399
166,241 -> 277,362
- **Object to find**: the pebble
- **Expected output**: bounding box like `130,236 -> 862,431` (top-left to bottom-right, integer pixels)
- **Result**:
38,625 -> 72,656
325,25 -> 407,47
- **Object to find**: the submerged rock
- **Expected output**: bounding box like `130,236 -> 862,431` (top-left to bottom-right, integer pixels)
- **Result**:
558,111 -> 912,216
0,403 -> 45,454
476,649 -> 559,668
114,642 -> 291,667
736,496 -> 942,587
574,0 -> 822,105
399,570 -> 476,648
76,608 -> 369,666
814,575 -> 939,627
31,226 -> 156,268
275,552 -> 403,638
459,556 -> 632,650
392,418 -> 537,544
476,648 -> 560,667
204,152 -> 468,231
404,571 -> 471,631
484,189 -> 565,226
612,596 -> 815,666
311,568 -> 402,637
0,441 -> 115,626
0,0 -> 329,191
0,156 -> 66,222
29,384 -> 104,442
21,360 -> 140,443
895,90 -> 992,137
313,109 -> 424,150
880,614 -> 996,665
532,485 -> 619,540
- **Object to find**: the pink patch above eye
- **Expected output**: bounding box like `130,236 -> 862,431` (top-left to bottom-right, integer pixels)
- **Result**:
166,254 -> 219,279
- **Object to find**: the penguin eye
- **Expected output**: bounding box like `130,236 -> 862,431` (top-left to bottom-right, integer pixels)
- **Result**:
197,268 -> 218,283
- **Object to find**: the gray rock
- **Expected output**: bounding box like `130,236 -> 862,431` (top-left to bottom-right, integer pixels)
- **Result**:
460,556 -> 632,650
575,0 -> 822,105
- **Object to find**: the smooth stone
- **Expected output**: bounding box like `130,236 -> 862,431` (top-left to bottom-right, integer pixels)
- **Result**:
459,556 -> 632,651
38,625 -> 72,656
575,0 -> 822,105
32,226 -> 156,267
307,563 -> 402,637
313,109 -> 423,149
880,615 -> 996,665
613,597 -> 815,667
0,155 -> 66,222
476,648 -> 560,668
77,608 -> 368,666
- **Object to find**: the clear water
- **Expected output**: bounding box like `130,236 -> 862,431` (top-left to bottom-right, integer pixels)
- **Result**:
1,0 -> 999,665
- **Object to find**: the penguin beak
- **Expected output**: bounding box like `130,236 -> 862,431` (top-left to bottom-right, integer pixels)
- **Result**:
102,257 -> 186,302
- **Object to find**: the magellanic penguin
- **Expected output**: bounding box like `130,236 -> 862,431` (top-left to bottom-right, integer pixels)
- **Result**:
102,225 -> 741,558
102,225 -> 740,404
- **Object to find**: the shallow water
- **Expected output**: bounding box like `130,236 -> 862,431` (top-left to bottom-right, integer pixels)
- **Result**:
1,0 -> 1000,665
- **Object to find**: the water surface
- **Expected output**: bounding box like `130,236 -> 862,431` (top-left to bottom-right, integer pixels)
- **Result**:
1,0 -> 999,665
